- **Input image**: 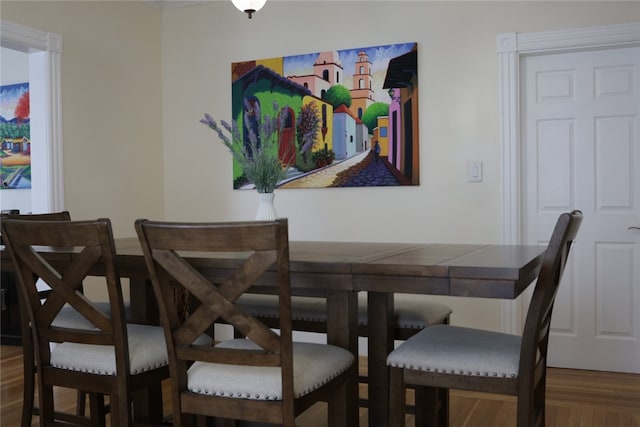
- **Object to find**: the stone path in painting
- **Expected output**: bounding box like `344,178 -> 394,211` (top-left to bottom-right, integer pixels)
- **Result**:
280,149 -> 401,188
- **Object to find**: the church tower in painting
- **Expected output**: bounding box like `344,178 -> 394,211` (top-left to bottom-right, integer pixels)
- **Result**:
349,50 -> 374,120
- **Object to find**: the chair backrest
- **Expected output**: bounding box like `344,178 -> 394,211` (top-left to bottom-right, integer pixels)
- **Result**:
1,211 -> 72,265
135,218 -> 293,399
520,210 -> 583,378
1,211 -> 71,221
2,212 -> 111,426
0,211 -> 71,245
0,211 -> 75,357
0,218 -> 131,374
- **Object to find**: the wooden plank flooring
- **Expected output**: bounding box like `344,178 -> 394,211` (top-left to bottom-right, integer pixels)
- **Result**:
2,345 -> 639,426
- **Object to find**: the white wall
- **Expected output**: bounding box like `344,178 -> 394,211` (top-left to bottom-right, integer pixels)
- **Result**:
161,1 -> 639,330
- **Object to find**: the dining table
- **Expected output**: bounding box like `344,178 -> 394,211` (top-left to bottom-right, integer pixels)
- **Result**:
1,237 -> 546,427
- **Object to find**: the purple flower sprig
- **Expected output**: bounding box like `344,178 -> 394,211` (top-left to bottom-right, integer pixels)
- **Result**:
200,108 -> 288,193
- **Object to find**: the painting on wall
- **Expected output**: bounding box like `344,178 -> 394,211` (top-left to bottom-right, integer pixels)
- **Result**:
0,82 -> 31,189
229,42 -> 419,189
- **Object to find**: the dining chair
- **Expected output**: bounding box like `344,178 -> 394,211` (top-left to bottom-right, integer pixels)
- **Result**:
1,217 -> 170,426
135,217 -> 355,427
0,210 -> 100,426
386,210 -> 583,427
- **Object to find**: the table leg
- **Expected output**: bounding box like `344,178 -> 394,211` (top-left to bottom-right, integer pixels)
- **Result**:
132,386 -> 163,424
129,277 -> 163,423
128,277 -> 158,325
367,292 -> 394,427
327,290 -> 359,427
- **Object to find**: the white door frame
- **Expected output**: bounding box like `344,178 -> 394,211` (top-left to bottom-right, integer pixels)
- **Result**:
1,19 -> 64,213
497,22 -> 640,334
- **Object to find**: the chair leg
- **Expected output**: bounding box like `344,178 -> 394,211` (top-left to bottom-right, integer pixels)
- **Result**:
413,386 -> 443,427
77,391 -> 87,416
518,374 -> 546,427
147,384 -> 165,425
39,383 -> 56,426
388,367 -> 406,427
21,354 -> 35,427
109,392 -> 125,427
88,393 -> 107,427
131,385 -> 164,425
536,374 -> 547,427
413,386 -> 428,427
327,377 -> 351,427
437,387 -> 449,427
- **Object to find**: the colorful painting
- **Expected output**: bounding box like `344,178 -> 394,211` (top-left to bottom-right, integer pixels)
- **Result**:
230,42 -> 419,189
0,82 -> 31,189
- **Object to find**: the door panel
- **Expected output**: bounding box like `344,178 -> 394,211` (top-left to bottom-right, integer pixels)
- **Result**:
522,46 -> 640,373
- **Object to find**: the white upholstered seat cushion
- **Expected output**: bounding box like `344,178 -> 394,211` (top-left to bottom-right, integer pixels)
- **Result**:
51,305 -> 102,330
51,302 -> 127,329
360,294 -> 452,328
187,338 -> 354,400
237,293 -> 452,329
51,323 -> 185,375
386,324 -> 522,378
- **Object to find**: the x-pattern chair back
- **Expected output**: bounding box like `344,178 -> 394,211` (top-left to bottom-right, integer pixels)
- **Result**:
0,211 -> 103,426
2,218 -> 129,368
3,217 -> 172,426
136,218 -> 292,369
137,218 -> 358,427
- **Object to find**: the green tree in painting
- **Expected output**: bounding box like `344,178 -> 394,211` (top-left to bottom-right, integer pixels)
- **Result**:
362,102 -> 389,134
323,84 -> 352,109
0,123 -> 13,139
0,123 -> 30,139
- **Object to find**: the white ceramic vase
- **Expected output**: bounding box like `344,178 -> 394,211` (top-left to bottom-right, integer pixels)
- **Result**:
255,192 -> 277,220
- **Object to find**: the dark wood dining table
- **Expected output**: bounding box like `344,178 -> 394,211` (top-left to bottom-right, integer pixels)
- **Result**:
2,238 -> 546,427
114,238 -> 546,427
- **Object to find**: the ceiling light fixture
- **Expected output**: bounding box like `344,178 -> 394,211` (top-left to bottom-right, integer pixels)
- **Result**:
231,0 -> 266,19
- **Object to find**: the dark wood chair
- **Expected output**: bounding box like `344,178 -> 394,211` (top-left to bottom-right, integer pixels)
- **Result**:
135,218 -> 355,427
0,211 -> 99,426
1,217 -> 170,426
386,210 -> 583,427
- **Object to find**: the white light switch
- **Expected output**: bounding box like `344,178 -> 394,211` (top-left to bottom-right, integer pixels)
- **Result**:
468,161 -> 483,182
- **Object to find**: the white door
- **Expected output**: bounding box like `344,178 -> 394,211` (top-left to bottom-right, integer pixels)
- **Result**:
521,46 -> 640,373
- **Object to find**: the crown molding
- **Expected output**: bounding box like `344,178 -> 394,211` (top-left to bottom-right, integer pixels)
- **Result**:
1,19 -> 62,54
143,0 -> 212,9
497,22 -> 640,54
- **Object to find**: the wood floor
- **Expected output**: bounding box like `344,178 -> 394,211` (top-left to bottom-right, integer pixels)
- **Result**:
2,345 -> 639,426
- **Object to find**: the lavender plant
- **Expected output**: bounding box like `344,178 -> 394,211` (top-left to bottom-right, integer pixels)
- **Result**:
200,102 -> 288,193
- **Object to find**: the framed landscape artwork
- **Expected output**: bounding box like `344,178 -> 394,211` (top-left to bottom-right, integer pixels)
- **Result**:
230,42 -> 419,189
0,82 -> 31,190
